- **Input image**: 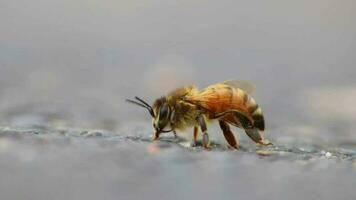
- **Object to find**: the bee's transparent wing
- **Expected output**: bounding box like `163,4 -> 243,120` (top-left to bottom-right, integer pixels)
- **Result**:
221,79 -> 256,94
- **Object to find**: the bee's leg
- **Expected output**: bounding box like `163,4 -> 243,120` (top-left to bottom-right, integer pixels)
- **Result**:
191,126 -> 199,147
197,116 -> 210,149
245,128 -> 272,146
219,121 -> 239,149
173,130 -> 177,138
152,132 -> 159,141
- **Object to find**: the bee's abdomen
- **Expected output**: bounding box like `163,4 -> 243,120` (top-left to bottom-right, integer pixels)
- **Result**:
228,88 -> 265,131
250,106 -> 265,131
243,92 -> 265,131
185,84 -> 265,131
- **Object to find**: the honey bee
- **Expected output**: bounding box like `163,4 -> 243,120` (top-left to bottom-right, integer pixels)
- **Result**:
126,80 -> 272,149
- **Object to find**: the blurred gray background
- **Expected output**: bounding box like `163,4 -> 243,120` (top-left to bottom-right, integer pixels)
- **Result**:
1,0 -> 356,133
0,1 -> 356,200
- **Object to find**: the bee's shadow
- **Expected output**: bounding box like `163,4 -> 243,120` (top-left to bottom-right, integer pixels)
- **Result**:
146,135 -> 268,152
159,136 -> 227,150
158,136 -> 187,143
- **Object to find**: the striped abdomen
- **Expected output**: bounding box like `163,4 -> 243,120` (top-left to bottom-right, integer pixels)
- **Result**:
184,83 -> 265,131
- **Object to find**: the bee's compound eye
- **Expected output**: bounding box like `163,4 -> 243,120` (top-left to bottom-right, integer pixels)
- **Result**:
159,104 -> 170,120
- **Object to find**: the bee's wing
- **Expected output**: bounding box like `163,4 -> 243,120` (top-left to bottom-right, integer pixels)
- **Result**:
220,80 -> 256,94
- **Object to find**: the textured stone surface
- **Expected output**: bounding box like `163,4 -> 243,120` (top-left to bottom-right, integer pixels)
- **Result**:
0,125 -> 355,200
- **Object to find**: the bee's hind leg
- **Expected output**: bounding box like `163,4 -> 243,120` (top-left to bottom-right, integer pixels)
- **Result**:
245,128 -> 272,146
219,121 -> 239,149
197,116 -> 210,149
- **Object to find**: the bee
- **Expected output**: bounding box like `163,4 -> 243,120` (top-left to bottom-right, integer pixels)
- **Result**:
126,80 -> 272,149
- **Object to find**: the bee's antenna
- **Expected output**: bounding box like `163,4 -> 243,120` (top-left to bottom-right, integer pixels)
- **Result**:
126,97 -> 155,117
135,96 -> 151,108
126,99 -> 146,108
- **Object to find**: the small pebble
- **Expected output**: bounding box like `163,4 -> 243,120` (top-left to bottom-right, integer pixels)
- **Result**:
82,131 -> 103,137
256,150 -> 278,156
325,152 -> 332,158
179,141 -> 192,148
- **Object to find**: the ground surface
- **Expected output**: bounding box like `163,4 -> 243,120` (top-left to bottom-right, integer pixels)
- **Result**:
0,124 -> 355,200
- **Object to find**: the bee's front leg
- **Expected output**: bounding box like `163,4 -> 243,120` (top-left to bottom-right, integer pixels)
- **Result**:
152,132 -> 159,141
197,116 -> 210,149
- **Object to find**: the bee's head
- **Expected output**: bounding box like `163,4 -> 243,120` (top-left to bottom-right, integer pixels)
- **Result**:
126,96 -> 173,140
152,97 -> 173,139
